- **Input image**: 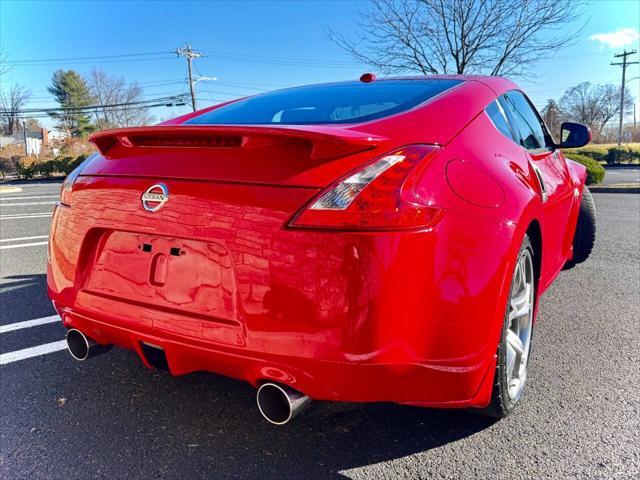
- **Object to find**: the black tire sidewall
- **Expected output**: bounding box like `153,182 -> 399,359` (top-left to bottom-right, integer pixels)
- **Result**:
572,187 -> 596,264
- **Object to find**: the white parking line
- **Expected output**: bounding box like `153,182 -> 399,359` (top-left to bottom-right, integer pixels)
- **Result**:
0,241 -> 48,250
0,235 -> 49,243
0,340 -> 67,365
2,183 -> 61,188
0,201 -> 58,207
0,213 -> 53,220
0,315 -> 60,333
0,195 -> 59,200
0,212 -> 53,217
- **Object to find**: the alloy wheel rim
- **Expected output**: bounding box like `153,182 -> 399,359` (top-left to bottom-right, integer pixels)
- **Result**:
506,249 -> 535,401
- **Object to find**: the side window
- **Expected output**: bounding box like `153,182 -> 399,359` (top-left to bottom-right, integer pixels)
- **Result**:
501,91 -> 549,151
485,100 -> 515,141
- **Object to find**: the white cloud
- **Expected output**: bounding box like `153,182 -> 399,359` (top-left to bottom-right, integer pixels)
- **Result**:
590,28 -> 640,49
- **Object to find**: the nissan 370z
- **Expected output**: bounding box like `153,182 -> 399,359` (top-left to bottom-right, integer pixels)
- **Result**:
47,75 -> 596,424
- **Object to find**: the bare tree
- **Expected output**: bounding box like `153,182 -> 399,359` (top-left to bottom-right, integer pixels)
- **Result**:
560,82 -> 634,135
88,69 -> 152,129
327,0 -> 586,77
540,99 -> 564,138
0,84 -> 31,135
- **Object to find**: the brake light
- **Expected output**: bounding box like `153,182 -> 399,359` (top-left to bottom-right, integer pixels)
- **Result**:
60,153 -> 98,206
290,145 -> 441,230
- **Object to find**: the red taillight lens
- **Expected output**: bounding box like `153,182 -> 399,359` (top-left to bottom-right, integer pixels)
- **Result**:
59,153 -> 98,206
290,145 -> 441,230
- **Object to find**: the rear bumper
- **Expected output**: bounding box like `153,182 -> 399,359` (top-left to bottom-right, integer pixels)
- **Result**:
53,302 -> 496,407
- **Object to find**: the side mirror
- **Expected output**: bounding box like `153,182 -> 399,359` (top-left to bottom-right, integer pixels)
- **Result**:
559,122 -> 591,149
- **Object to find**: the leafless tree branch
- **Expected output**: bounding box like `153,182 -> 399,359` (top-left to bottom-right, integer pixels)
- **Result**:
560,82 -> 634,134
327,0 -> 587,78
88,69 -> 152,129
0,84 -> 31,135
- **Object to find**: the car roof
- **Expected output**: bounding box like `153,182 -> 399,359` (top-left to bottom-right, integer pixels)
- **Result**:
272,74 -> 520,99
371,75 -> 520,95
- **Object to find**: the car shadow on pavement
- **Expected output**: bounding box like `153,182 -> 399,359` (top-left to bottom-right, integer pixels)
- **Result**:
0,276 -> 496,479
0,274 -> 56,323
3,345 -> 497,479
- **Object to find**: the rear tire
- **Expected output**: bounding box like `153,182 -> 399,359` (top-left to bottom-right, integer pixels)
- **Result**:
480,235 -> 536,419
564,187 -> 596,269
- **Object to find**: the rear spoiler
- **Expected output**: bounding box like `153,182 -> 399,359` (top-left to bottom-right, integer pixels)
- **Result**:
90,125 -> 387,161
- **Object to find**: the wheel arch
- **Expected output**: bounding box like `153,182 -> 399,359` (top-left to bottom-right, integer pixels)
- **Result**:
472,214 -> 543,408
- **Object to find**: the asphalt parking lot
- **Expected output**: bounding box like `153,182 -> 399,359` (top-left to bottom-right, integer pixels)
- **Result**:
602,167 -> 640,185
1,181 -> 638,480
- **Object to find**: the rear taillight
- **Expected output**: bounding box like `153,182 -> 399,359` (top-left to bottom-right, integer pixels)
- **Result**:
290,145 -> 441,230
60,153 -> 98,206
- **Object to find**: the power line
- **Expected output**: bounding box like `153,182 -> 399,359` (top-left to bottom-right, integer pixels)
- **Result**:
202,49 -> 356,67
5,51 -> 173,65
5,57 -> 177,68
1,94 -> 188,115
9,99 -> 187,120
26,79 -> 187,96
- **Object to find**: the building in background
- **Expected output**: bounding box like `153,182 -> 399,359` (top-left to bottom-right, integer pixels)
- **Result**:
0,127 -> 69,156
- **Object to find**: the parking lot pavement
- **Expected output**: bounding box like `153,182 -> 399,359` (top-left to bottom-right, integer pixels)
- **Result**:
1,186 -> 639,480
603,167 -> 640,185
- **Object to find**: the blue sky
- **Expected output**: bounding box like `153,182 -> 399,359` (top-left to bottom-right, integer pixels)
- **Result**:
1,0 -> 639,128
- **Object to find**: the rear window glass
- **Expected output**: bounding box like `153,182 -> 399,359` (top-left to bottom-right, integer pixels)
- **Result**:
185,79 -> 463,125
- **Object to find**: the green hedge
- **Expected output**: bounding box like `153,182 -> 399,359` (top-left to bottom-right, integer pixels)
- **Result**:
564,153 -> 606,185
564,145 -> 640,164
606,146 -> 640,164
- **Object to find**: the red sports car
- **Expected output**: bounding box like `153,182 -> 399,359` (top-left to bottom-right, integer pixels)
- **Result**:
48,75 -> 596,425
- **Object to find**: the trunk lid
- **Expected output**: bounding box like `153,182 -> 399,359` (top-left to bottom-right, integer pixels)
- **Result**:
69,125 -> 386,342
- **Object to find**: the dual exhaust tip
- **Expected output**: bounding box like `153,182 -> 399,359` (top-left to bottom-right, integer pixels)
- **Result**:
65,329 -> 310,425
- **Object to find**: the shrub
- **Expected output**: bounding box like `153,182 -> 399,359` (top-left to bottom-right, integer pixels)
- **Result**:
606,146 -> 640,164
35,160 -> 57,177
65,154 -> 87,174
564,153 -> 606,185
0,156 -> 14,179
564,144 -> 640,164
57,156 -> 77,175
15,157 -> 38,179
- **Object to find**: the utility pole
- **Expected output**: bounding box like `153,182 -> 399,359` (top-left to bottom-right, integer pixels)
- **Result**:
175,44 -> 203,111
22,120 -> 28,156
611,50 -> 638,145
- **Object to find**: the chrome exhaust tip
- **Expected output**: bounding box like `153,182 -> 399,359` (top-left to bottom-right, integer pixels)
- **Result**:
256,382 -> 311,425
66,328 -> 112,361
